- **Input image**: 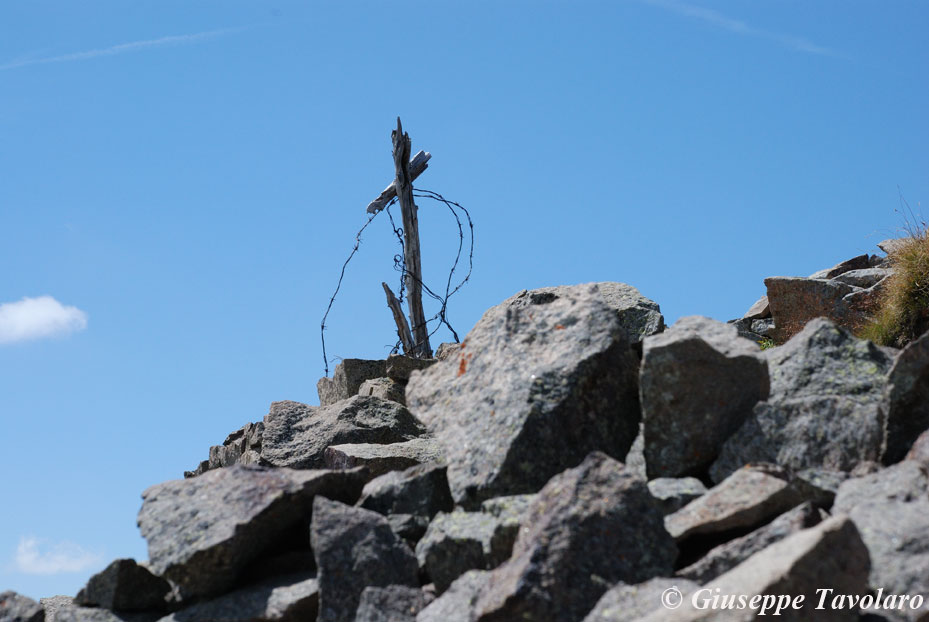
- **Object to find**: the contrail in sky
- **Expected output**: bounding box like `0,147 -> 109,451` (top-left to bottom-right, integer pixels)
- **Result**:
0,27 -> 242,71
641,0 -> 843,58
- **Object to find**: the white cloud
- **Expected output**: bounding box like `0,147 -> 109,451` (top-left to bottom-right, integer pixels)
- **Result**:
0,296 -> 88,344
0,27 -> 242,71
642,0 -> 841,57
13,536 -> 103,575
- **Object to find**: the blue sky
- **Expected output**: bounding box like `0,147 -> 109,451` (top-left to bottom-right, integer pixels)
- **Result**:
1,1 -> 927,600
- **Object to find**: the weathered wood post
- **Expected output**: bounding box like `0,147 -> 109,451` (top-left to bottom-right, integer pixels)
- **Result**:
364,120 -> 433,358
391,118 -> 432,357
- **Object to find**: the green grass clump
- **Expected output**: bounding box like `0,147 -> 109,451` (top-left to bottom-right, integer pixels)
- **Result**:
860,225 -> 929,348
759,337 -> 776,350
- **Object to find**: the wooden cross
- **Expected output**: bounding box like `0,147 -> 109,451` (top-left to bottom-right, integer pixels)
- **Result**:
367,118 -> 433,358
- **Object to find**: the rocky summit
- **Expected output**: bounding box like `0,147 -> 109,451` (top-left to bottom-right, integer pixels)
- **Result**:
4,242 -> 929,622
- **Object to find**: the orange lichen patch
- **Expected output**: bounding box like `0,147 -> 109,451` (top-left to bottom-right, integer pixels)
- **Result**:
554,324 -> 565,330
457,352 -> 473,377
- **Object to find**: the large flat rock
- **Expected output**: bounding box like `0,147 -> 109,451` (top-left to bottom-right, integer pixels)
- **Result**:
324,437 -> 443,477
474,452 -> 676,622
137,465 -> 367,600
260,396 -> 426,469
665,464 -> 818,542
764,276 -> 861,340
712,318 -> 891,482
407,284 -> 641,507
833,461 -> 929,621
639,316 -> 769,478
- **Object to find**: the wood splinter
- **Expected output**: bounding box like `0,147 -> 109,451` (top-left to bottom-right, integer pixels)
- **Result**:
382,282 -> 414,356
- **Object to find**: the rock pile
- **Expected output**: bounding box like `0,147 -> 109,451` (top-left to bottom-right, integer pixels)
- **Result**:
4,254 -> 929,622
730,247 -> 894,344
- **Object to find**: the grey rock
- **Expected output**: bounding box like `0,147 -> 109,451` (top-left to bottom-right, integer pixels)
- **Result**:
623,424 -> 647,479
794,467 -> 851,500
479,494 -> 535,521
407,284 -> 641,507
49,606 -> 157,622
325,438 -> 443,478
415,570 -> 490,622
184,421 -> 263,478
358,463 -> 453,521
505,283 -> 667,345
357,377 -> 407,406
317,359 -> 388,407
743,295 -> 770,320
676,501 -> 824,584
156,573 -> 318,622
713,396 -> 888,483
808,253 -> 872,279
831,267 -> 893,288
582,578 -> 701,622
260,396 -> 426,470
750,318 -> 775,337
647,477 -> 707,516
415,511 -> 516,593
727,318 -> 766,344
355,585 -> 433,622
766,317 -> 891,400
311,497 -> 419,622
242,551 -> 315,586
138,465 -> 367,601
38,598 -> 71,622
75,558 -> 169,611
884,330 -> 929,464
0,591 -> 43,622
833,461 -> 929,621
591,281 -> 665,344
386,514 -> 431,543
665,464 -> 822,542
638,516 -> 870,621
640,316 -> 770,478
712,319 -> 891,482
433,343 -> 458,362
906,428 -> 929,468
842,277 -> 888,322
764,276 -> 863,340
878,238 -> 910,255
474,452 -> 676,622
386,354 -> 437,381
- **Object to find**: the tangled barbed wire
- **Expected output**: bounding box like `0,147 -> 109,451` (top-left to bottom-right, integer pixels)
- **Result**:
320,188 -> 474,376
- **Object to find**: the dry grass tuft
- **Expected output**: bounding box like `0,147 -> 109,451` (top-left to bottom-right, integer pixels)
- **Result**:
861,223 -> 929,348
